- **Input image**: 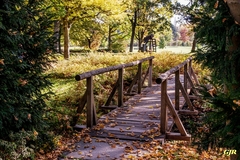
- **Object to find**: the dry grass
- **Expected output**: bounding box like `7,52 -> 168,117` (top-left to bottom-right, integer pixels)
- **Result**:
44,51 -> 204,130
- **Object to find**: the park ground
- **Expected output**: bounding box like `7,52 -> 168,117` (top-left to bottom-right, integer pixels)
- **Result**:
36,48 -> 231,160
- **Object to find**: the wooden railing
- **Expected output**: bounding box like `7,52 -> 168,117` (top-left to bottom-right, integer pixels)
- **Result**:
72,56 -> 154,128
156,57 -> 200,141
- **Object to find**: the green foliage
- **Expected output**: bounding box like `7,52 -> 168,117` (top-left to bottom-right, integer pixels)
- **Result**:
111,40 -> 128,53
158,34 -> 172,49
0,131 -> 36,160
192,84 -> 240,155
185,0 -> 240,86
182,0 -> 240,155
0,0 -> 55,158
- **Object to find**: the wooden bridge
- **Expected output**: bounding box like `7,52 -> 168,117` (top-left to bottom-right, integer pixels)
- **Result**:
73,56 -> 200,143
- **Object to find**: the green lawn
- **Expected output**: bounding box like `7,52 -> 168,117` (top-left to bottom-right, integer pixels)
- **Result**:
130,46 -> 192,54
158,46 -> 192,54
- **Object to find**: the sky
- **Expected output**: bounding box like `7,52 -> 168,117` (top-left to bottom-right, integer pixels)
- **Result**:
175,0 -> 189,5
171,0 -> 190,26
173,0 -> 189,4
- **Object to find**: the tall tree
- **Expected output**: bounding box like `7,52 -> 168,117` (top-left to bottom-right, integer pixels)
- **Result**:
0,0 -> 54,158
53,0 -> 123,59
182,0 -> 240,155
178,26 -> 190,44
70,1 -> 129,51
105,13 -> 130,51
126,0 -> 173,52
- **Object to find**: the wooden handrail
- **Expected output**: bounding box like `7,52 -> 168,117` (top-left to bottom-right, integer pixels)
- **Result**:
156,57 -> 199,140
156,57 -> 192,84
75,56 -> 154,81
73,56 -> 154,128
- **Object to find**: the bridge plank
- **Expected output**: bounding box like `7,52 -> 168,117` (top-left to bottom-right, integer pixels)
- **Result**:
90,75 -> 188,142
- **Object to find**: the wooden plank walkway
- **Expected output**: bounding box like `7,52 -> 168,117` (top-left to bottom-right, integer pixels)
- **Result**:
87,75 -> 185,142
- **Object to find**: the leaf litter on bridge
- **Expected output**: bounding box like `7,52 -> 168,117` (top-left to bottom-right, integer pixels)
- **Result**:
35,116 -> 229,160
36,85 -> 230,160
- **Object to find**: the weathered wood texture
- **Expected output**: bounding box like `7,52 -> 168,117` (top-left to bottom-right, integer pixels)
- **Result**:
90,75 -> 187,142
74,56 -> 200,142
156,57 -> 200,140
74,57 -> 154,128
75,56 -> 154,81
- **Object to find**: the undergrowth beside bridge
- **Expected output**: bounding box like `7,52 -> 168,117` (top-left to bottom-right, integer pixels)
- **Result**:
37,51 -> 223,159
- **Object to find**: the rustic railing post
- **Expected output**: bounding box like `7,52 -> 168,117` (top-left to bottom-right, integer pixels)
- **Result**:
148,59 -> 153,87
87,76 -> 94,128
138,62 -> 142,94
160,79 -> 167,134
184,63 -> 188,91
175,70 -> 180,110
189,59 -> 192,77
75,56 -> 154,128
118,68 -> 123,107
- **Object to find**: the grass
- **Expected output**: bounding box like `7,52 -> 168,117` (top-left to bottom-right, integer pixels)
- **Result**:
44,52 -> 195,130
158,46 -> 192,54
37,50 -> 231,159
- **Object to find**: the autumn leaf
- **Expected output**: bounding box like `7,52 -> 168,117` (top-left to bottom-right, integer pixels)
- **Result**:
214,1 -> 219,9
27,114 -> 31,120
19,78 -> 28,86
124,145 -> 134,153
33,130 -> 38,136
14,115 -> 18,121
226,119 -> 231,125
104,116 -> 109,123
86,153 -> 92,157
233,100 -> 240,106
93,123 -> 105,130
127,132 -> 135,137
0,59 -> 4,65
111,144 -> 116,148
208,88 -> 216,97
222,18 -> 227,23
108,132 -> 115,138
119,128 -> 124,132
84,136 -> 92,143
109,122 -> 117,127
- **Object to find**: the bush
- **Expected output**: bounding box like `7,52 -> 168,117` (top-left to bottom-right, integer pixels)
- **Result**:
189,0 -> 240,154
0,0 -> 55,158
0,131 -> 36,160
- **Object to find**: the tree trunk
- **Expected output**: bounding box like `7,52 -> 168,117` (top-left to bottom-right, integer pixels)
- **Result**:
138,30 -> 145,49
226,3 -> 240,158
108,25 -> 112,51
58,25 -> 62,53
226,0 -> 240,51
63,17 -> 71,59
191,34 -> 196,52
227,0 -> 240,85
227,0 -> 240,25
54,20 -> 60,53
129,10 -> 137,52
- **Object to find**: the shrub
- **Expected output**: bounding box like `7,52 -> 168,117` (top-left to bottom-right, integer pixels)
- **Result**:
187,0 -> 240,155
0,0 -> 55,158
0,131 -> 36,160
